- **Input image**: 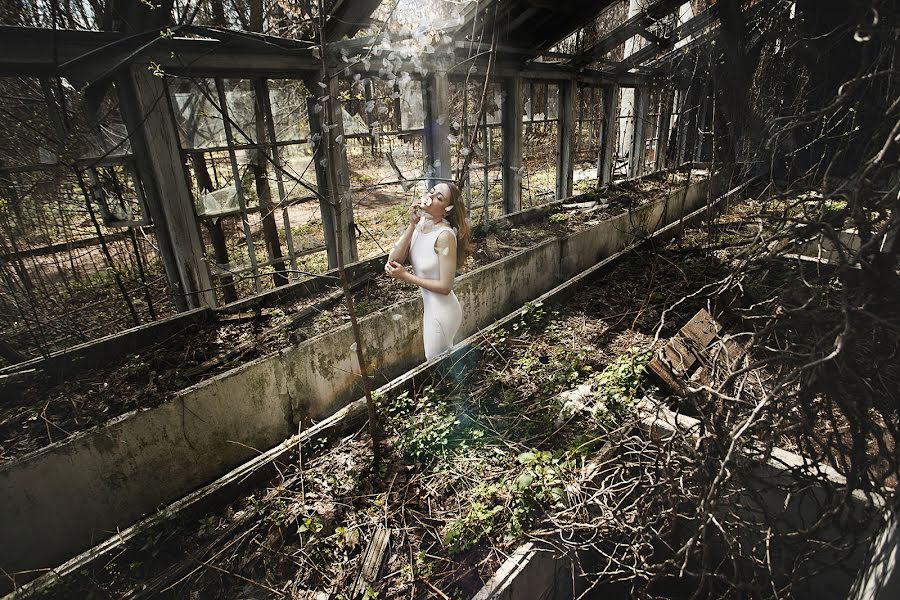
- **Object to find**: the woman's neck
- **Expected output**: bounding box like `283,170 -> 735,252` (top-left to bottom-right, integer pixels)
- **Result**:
418,213 -> 449,232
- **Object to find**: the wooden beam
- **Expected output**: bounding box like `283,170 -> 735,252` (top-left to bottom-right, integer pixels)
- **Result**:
422,71 -> 451,189
555,79 -> 575,200
615,7 -> 718,73
656,87 -> 675,171
598,84 -> 618,185
324,0 -> 383,42
629,86 -> 647,178
215,78 -> 262,295
306,75 -> 357,268
117,67 -> 216,310
501,76 -> 523,214
0,26 -> 320,79
567,0 -> 684,67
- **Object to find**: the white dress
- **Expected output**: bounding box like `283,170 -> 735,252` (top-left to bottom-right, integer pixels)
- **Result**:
409,216 -> 463,360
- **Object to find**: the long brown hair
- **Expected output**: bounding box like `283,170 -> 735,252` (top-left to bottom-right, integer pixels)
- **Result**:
443,182 -> 473,270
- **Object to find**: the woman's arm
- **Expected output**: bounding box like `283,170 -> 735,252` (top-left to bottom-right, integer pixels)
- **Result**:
386,231 -> 457,295
386,197 -> 422,265
387,222 -> 416,265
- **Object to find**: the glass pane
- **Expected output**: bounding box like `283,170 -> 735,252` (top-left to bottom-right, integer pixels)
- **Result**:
222,79 -> 258,144
547,84 -> 559,120
268,79 -> 310,142
400,80 -> 424,130
170,78 -> 228,149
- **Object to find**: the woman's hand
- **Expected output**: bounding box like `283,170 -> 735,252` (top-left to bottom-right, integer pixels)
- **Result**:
384,260 -> 410,282
408,196 -> 425,225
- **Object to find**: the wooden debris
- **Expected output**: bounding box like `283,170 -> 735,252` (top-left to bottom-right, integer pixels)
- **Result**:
353,525 -> 391,598
562,200 -> 598,210
485,234 -> 501,260
215,308 -> 280,324
647,308 -> 723,395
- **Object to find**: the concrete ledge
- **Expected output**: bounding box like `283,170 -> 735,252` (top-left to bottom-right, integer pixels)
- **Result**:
0,307 -> 213,379
0,175 -> 717,578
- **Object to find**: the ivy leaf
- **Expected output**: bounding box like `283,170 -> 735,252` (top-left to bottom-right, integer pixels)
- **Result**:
516,472 -> 534,490
517,451 -> 536,464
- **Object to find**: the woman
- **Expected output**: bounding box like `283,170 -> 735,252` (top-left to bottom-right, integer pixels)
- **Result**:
385,182 -> 473,360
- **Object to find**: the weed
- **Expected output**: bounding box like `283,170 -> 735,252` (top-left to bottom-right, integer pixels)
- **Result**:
384,387 -> 482,465
506,450 -> 574,538
511,301 -> 546,333
589,347 -> 653,427
443,500 -> 504,554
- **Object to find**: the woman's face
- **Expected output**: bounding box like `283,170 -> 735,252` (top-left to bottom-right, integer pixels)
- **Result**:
423,183 -> 454,219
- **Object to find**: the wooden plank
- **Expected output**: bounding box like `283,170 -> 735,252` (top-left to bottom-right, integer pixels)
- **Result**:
353,525 -> 391,597
555,79 -> 575,200
423,71 -> 452,189
501,76 -> 523,214
679,308 -> 722,348
661,335 -> 697,374
117,67 -> 216,311
647,308 -> 725,395
646,356 -> 687,396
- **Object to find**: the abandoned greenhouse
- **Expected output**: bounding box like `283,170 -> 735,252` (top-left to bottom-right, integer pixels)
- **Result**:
0,0 -> 897,598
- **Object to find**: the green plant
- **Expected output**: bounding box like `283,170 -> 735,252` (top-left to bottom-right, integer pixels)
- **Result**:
511,301 -> 546,333
548,211 -> 570,223
384,387 -> 476,464
506,450 -> 573,538
298,515 -> 324,545
589,347 -> 653,426
443,501 -> 504,554
443,483 -> 505,554
822,199 -> 848,214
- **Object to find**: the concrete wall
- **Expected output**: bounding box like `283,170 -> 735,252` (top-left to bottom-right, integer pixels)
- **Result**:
0,357 -> 293,578
0,176 -> 713,577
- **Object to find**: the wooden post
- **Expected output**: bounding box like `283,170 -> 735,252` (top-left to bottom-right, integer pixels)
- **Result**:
501,76 -> 523,214
117,66 -> 216,310
656,87 -> 675,172
677,84 -> 700,164
251,78 -> 288,287
363,79 -> 377,156
599,84 -> 618,185
629,86 -> 646,178
555,78 -> 575,200
306,75 -> 357,269
423,70 -> 451,189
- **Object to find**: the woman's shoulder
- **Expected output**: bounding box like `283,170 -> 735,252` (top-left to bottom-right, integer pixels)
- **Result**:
437,223 -> 457,237
435,226 -> 457,242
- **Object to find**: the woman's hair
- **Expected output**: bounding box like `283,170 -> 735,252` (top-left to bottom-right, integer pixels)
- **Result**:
442,182 -> 473,270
